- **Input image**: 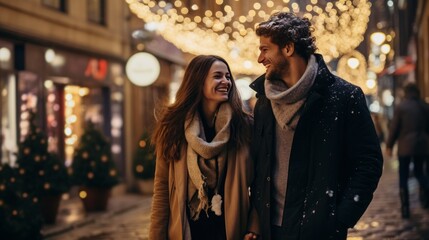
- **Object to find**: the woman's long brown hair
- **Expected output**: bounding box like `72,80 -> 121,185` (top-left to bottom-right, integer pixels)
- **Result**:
151,55 -> 252,162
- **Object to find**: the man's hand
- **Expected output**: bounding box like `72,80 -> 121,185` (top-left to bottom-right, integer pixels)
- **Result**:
244,232 -> 259,240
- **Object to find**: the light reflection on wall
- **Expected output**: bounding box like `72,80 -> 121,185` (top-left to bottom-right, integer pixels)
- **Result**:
64,86 -> 89,166
110,63 -> 125,159
45,80 -> 60,153
19,93 -> 38,140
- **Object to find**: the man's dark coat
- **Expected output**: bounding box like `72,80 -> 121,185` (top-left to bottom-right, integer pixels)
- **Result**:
249,54 -> 383,240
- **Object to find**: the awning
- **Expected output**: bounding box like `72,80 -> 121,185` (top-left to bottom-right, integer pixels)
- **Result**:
378,56 -> 415,77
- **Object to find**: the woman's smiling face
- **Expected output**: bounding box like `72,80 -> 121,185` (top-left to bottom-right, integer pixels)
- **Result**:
202,60 -> 231,108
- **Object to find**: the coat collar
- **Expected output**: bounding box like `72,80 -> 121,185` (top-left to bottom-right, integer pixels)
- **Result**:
249,54 -> 335,99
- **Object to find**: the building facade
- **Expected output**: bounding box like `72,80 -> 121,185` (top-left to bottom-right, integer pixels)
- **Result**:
415,0 -> 429,101
0,0 -> 188,191
0,0 -> 129,184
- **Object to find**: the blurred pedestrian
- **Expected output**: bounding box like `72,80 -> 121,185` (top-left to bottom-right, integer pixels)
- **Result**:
245,12 -> 383,240
149,55 -> 254,240
386,82 -> 429,219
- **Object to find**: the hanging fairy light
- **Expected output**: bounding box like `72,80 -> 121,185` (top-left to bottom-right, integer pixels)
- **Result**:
126,0 -> 371,75
337,50 -> 375,94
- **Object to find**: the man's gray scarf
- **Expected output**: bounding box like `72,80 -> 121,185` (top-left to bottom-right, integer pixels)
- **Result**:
265,55 -> 318,129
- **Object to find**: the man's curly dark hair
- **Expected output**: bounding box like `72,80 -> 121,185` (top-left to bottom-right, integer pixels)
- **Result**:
256,12 -> 317,60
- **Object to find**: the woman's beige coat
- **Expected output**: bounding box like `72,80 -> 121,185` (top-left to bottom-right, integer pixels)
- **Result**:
149,143 -> 253,240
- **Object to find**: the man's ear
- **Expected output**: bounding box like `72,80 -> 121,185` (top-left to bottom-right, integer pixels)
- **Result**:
282,43 -> 294,57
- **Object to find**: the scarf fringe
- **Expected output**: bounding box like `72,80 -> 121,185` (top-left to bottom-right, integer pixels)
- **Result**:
186,103 -> 232,221
193,184 -> 209,220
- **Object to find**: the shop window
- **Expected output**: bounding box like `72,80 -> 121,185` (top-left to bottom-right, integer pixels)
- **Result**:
45,81 -> 62,155
1,74 -> 18,166
63,86 -> 105,166
87,0 -> 106,25
42,0 -> 67,12
18,72 -> 42,142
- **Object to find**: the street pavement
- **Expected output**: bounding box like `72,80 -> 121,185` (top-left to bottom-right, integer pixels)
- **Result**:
347,159 -> 429,240
44,159 -> 429,240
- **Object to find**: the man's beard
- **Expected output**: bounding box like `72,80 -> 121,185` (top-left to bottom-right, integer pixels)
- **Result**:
266,55 -> 289,82
266,69 -> 282,82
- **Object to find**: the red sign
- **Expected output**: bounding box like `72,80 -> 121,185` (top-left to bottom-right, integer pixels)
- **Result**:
85,58 -> 108,81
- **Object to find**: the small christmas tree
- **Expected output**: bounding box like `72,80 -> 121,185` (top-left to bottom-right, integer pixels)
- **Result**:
70,122 -> 119,188
15,111 -> 71,197
133,132 -> 156,180
0,164 -> 43,239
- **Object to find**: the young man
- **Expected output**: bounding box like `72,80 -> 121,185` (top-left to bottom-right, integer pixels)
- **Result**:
247,12 -> 383,240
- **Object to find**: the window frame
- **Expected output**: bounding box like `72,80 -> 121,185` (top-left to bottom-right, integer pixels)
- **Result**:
42,0 -> 67,13
87,0 -> 106,26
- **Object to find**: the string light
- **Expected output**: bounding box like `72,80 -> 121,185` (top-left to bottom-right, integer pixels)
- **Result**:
64,86 -> 89,166
337,50 -> 376,94
126,0 -> 371,75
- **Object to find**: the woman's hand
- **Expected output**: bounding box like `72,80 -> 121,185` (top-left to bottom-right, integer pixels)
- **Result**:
244,232 -> 259,240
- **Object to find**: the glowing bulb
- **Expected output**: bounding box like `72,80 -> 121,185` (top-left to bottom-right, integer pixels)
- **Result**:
44,80 -> 54,89
366,79 -> 376,89
0,47 -> 11,62
370,32 -> 386,46
380,44 -> 391,54
79,191 -> 87,199
347,57 -> 360,69
45,49 -> 56,63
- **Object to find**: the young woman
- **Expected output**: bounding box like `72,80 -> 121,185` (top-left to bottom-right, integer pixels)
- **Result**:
149,55 -> 254,240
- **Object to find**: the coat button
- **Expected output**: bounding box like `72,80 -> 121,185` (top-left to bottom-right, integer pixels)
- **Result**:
266,203 -> 270,208
267,177 -> 270,181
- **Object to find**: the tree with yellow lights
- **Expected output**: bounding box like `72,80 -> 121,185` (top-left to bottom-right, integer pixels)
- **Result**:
14,111 -> 71,225
0,164 -> 43,239
16,111 -> 71,197
133,132 -> 156,180
70,122 -> 119,188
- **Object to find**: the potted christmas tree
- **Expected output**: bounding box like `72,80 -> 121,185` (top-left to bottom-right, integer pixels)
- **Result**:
0,163 -> 43,239
133,132 -> 156,195
69,122 -> 119,212
15,111 -> 71,224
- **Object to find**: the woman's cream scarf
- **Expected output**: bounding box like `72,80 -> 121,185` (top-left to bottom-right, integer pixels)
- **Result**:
185,103 -> 232,220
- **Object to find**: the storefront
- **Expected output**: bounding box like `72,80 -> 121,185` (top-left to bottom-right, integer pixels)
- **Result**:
0,39 -> 18,166
0,40 -> 125,175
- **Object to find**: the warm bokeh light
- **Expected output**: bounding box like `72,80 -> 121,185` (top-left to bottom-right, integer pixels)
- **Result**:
235,78 -> 254,101
79,190 -> 88,199
380,43 -> 391,54
126,0 -> 371,75
347,57 -> 360,69
0,47 -> 11,62
370,32 -> 386,46
136,165 -> 144,173
337,50 -> 375,94
366,79 -> 376,89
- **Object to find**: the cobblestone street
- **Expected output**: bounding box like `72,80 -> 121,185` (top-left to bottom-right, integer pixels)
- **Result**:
44,159 -> 429,240
348,159 -> 429,240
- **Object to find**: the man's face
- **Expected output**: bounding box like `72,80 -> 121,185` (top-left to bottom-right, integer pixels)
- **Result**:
257,36 -> 290,81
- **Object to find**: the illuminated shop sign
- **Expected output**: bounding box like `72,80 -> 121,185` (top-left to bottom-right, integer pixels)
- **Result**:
85,58 -> 108,81
125,52 -> 160,87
